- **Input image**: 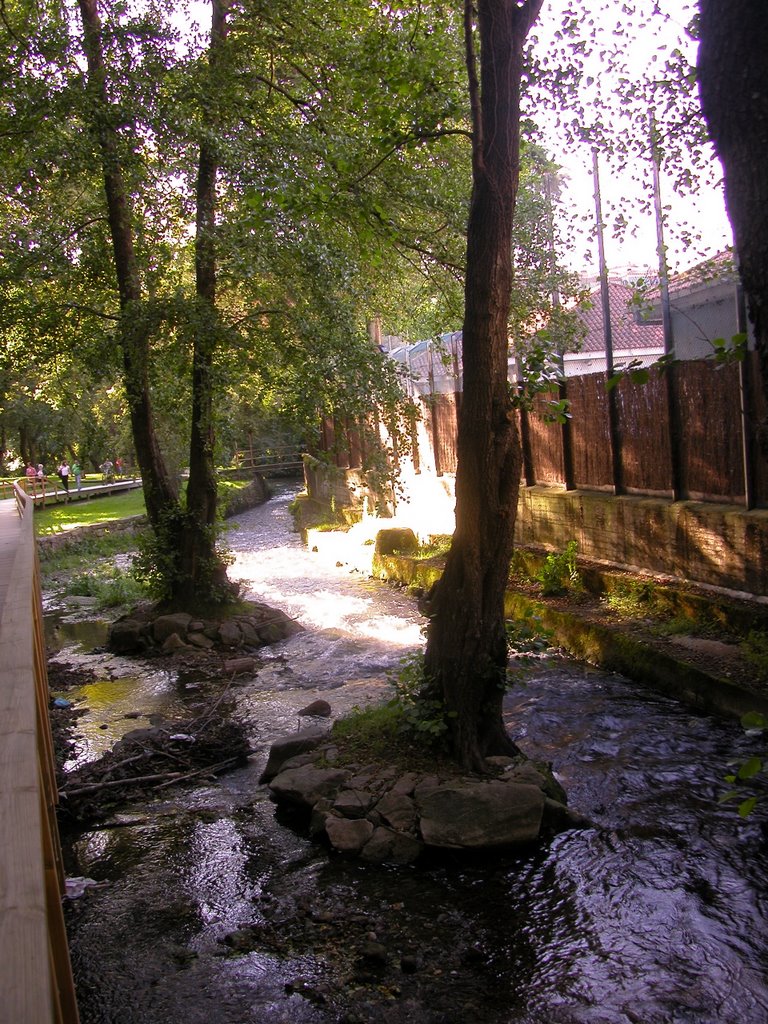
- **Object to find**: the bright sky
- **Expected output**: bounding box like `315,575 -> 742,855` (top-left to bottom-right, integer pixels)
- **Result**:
532,0 -> 732,277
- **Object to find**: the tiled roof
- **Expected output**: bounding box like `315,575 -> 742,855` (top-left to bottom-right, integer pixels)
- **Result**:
644,249 -> 736,306
578,281 -> 663,352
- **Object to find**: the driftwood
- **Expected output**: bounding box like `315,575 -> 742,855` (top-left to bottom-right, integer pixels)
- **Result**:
58,704 -> 252,826
61,754 -> 245,799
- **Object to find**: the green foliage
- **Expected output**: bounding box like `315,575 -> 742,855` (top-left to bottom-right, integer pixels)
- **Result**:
602,578 -> 659,617
216,479 -> 250,515
535,541 -> 581,597
711,333 -> 748,365
506,611 -> 553,673
330,702 -> 411,764
34,489 -> 147,535
605,353 -> 676,394
65,566 -> 146,610
387,651 -> 455,746
132,505 -> 234,606
39,530 -> 145,579
605,358 -> 652,392
651,613 -> 699,638
741,631 -> 768,682
602,579 -> 715,640
722,712 -> 766,818
414,535 -> 453,561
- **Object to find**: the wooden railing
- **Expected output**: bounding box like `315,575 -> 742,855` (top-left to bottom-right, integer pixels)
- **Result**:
0,484 -> 80,1022
232,446 -> 304,474
15,474 -> 142,508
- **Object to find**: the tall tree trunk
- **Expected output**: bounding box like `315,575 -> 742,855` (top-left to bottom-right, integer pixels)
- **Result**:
176,0 -> 233,604
77,0 -> 178,525
698,2 -> 768,456
423,0 -> 543,772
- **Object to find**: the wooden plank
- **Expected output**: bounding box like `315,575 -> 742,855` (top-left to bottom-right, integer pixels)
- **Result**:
0,496 -> 79,1022
0,502 -> 55,1021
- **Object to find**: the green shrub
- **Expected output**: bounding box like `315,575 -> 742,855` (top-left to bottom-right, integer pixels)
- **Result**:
331,702 -> 409,763
742,631 -> 768,682
39,530 -> 146,578
414,535 -> 452,560
388,650 -> 455,744
506,611 -> 553,671
603,578 -> 659,617
535,540 -> 581,597
65,565 -> 146,609
651,613 -> 699,637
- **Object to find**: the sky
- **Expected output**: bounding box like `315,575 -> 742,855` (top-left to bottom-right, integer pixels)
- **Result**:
532,0 -> 732,278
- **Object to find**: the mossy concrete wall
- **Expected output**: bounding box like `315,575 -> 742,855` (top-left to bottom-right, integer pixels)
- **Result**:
304,460 -> 768,599
368,551 -> 768,720
516,487 -> 768,599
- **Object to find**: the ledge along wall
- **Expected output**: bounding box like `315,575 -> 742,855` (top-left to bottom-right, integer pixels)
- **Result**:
303,459 -> 768,601
515,485 -> 768,600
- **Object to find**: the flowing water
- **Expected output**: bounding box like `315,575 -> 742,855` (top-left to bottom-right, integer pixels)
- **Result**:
55,487 -> 768,1024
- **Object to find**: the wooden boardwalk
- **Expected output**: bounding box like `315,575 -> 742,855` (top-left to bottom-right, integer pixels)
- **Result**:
0,497 -> 16,612
0,489 -> 80,1022
23,477 -> 142,508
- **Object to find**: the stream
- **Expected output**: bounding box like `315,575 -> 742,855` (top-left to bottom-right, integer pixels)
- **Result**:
51,487 -> 768,1024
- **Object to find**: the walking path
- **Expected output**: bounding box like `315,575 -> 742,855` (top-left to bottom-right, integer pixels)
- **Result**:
23,477 -> 142,508
0,498 -> 20,614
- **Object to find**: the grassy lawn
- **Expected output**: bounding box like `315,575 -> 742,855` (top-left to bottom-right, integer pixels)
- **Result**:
34,487 -> 147,535
33,477 -> 249,535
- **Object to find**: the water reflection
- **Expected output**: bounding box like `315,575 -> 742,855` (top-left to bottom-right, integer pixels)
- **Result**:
62,489 -> 768,1023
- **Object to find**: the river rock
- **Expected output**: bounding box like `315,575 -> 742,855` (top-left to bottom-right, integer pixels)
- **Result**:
373,792 -> 418,833
325,815 -> 375,853
361,826 -> 423,865
223,656 -> 257,676
297,699 -> 332,719
541,797 -> 593,833
268,764 -> 352,807
237,619 -> 263,646
187,632 -> 214,649
332,788 -> 376,819
153,612 -> 193,644
108,617 -> 146,653
107,600 -> 303,656
162,632 -> 190,652
264,731 -> 582,863
259,727 -> 329,783
418,780 -> 544,849
218,620 -> 242,646
374,527 -> 418,555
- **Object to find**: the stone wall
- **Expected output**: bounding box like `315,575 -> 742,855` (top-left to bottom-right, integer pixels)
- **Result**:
515,487 -> 768,599
303,460 -> 768,599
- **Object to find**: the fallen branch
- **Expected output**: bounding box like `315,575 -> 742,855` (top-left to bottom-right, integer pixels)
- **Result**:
154,754 -> 245,789
61,753 -> 251,800
61,770 -> 186,797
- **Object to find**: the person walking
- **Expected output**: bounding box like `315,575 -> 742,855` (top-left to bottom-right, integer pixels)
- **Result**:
58,460 -> 71,499
72,460 -> 82,494
24,463 -> 36,494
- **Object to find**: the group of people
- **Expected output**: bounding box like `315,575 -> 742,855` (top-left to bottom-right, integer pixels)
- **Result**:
99,457 -> 124,481
24,456 -> 125,498
25,460 -> 82,500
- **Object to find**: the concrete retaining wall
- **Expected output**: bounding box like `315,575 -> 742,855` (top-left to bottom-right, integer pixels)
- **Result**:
303,460 -> 768,600
515,487 -> 768,600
